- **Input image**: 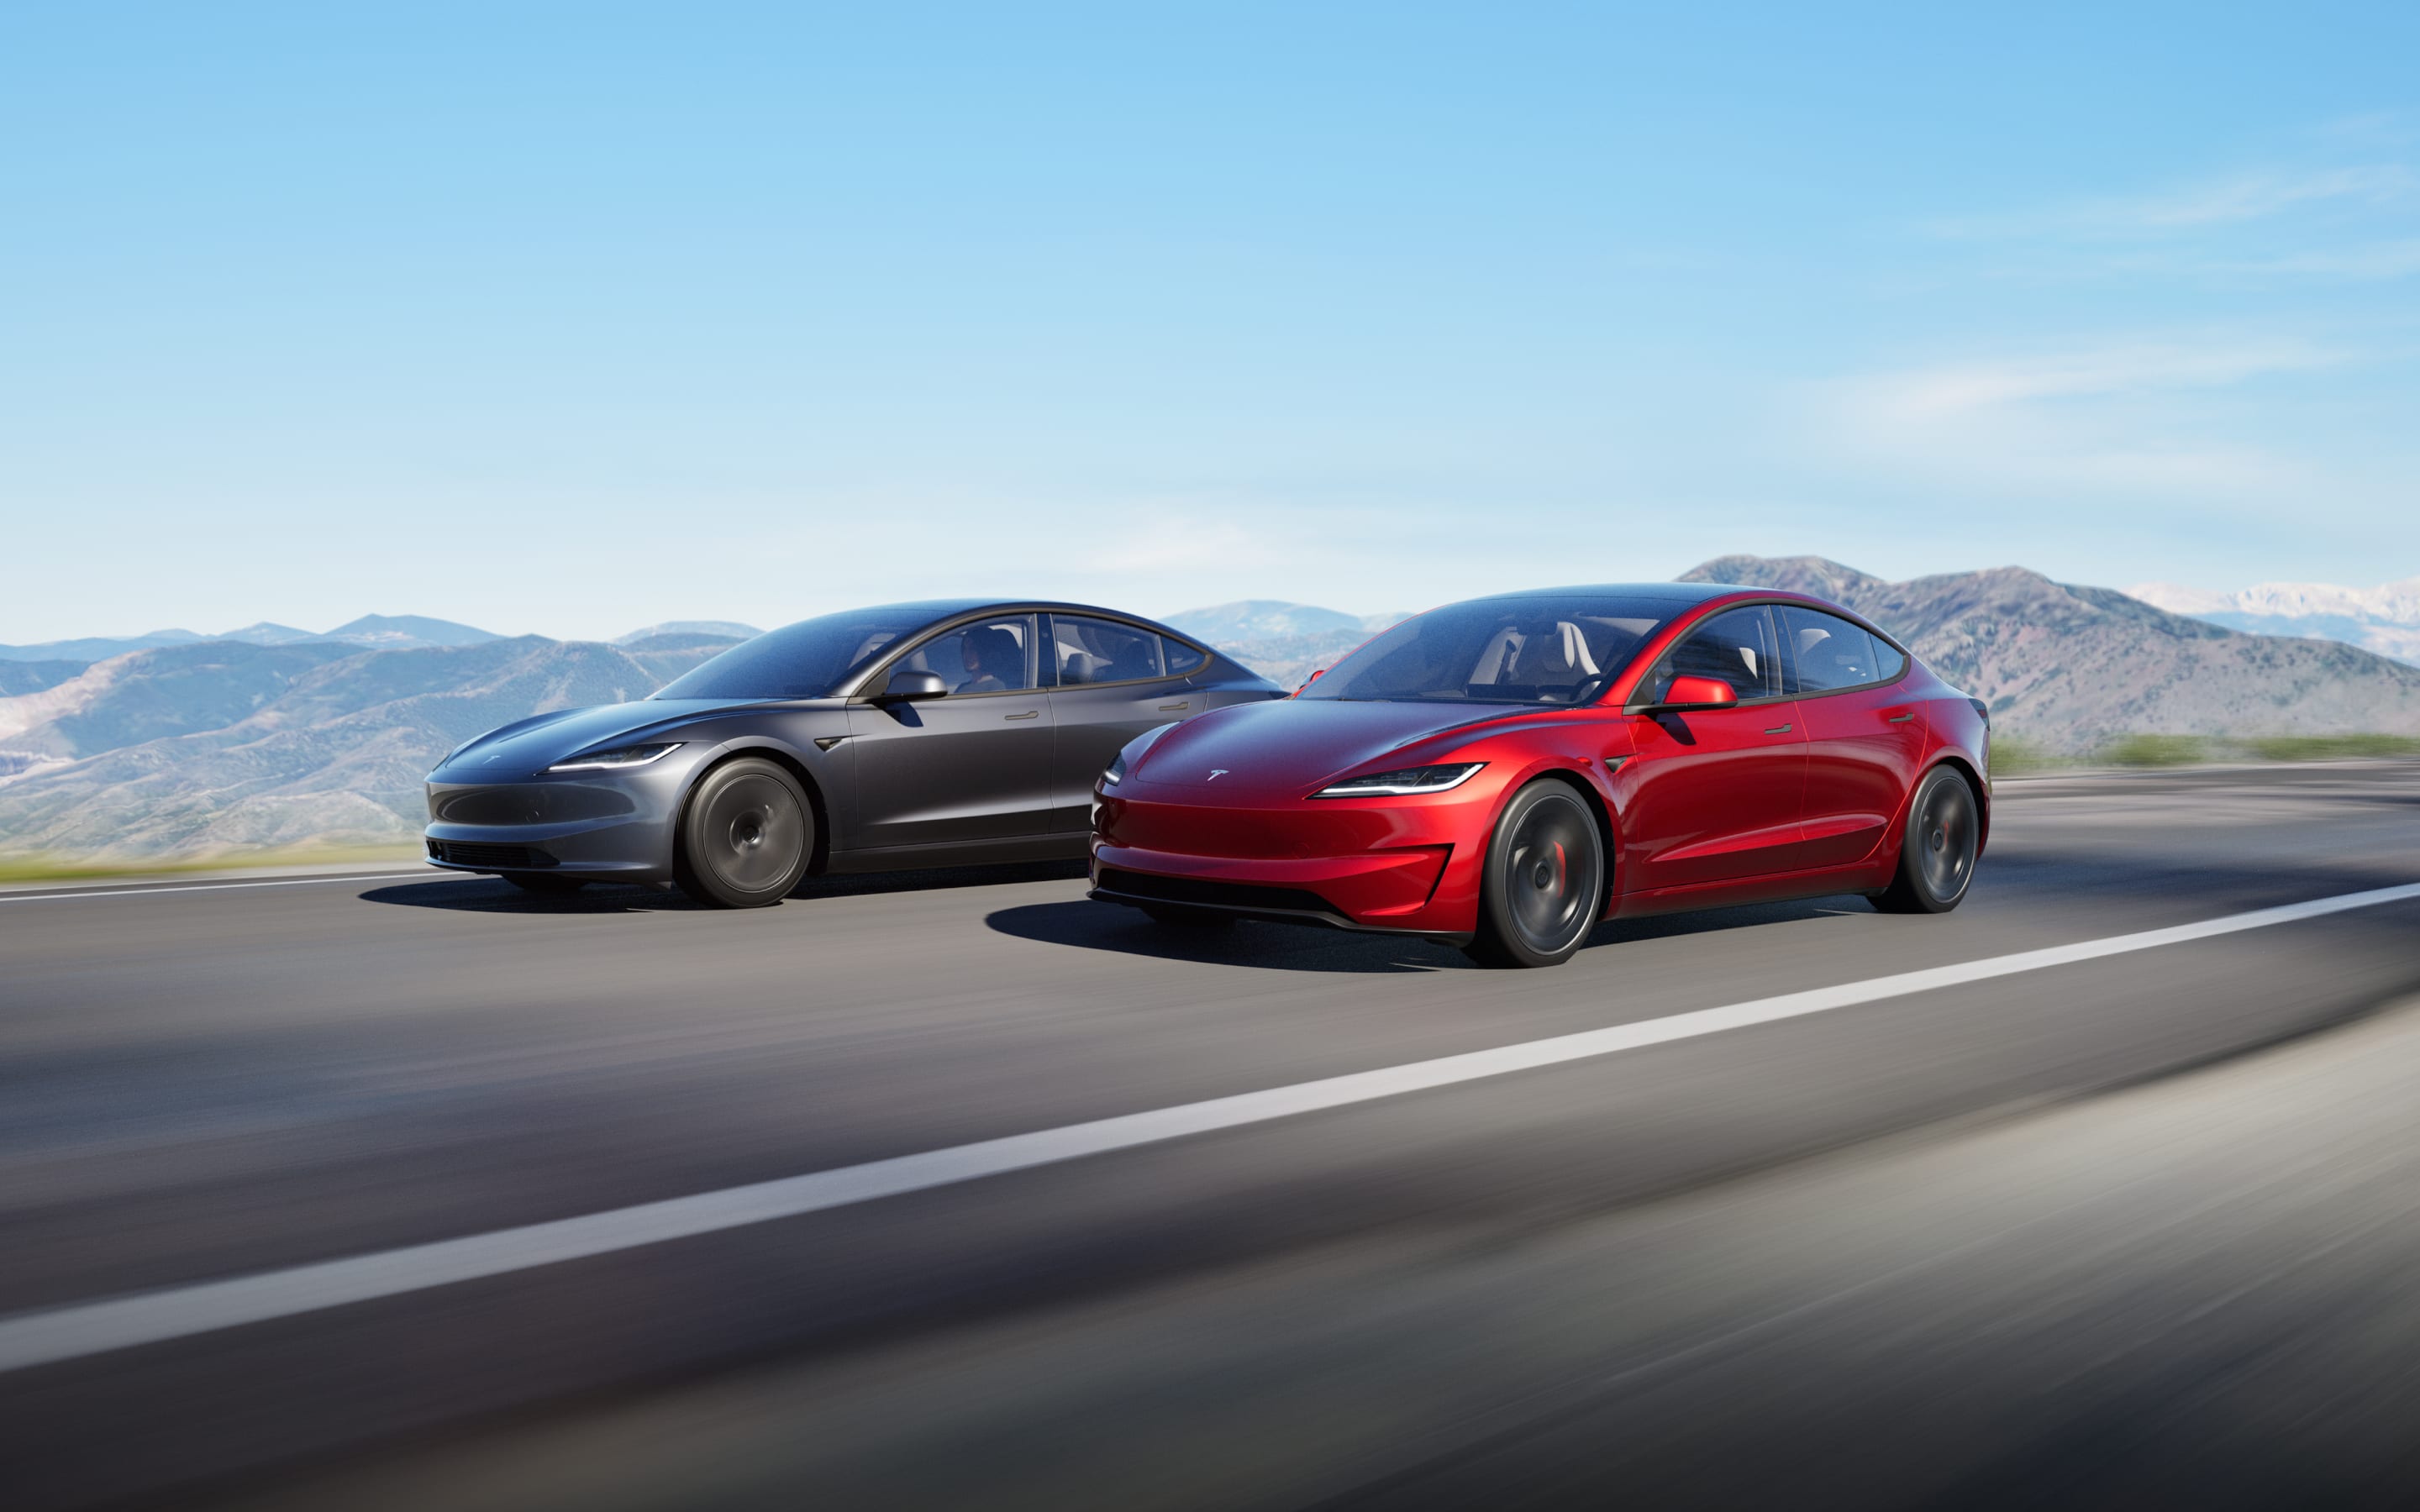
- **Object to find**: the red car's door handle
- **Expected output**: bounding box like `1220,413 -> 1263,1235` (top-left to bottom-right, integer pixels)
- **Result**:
1764,723 -> 1793,734
1887,712 -> 1915,723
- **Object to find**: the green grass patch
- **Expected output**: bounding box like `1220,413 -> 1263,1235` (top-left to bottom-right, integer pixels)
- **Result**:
0,843 -> 422,885
2100,733 -> 2212,768
1986,734 -> 2065,774
2241,733 -> 2420,762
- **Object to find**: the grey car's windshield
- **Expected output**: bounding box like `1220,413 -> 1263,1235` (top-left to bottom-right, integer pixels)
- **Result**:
651,609 -> 936,700
1300,596 -> 1672,706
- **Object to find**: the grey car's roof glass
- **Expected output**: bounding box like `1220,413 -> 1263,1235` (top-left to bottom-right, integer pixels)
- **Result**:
1298,594 -> 1676,706
651,601 -> 989,701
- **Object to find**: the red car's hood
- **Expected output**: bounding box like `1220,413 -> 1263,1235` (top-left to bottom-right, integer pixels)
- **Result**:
1128,698 -> 1518,796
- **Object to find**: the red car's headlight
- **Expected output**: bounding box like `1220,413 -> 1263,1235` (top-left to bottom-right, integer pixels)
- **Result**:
1312,763 -> 1485,798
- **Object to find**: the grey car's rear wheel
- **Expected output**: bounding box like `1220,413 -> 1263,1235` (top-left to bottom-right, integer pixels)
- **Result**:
675,757 -> 814,908
1874,766 -> 1979,914
506,873 -> 586,895
1465,779 -> 1606,969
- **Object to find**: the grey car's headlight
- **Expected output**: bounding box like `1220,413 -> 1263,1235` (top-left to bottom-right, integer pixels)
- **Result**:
1102,722 -> 1181,787
546,742 -> 685,774
1312,763 -> 1485,798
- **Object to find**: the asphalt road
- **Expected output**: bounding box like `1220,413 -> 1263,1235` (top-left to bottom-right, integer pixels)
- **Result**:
5,763 -> 2420,1509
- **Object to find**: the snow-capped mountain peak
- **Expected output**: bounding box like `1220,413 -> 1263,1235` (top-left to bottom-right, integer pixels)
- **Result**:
2125,577 -> 2420,665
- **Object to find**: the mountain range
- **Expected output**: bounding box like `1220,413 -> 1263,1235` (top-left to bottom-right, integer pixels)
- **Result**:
5,564 -> 2418,860
1684,558 -> 2420,751
0,636 -> 742,857
2125,579 -> 2420,666
1160,601 -> 1410,690
0,614 -> 508,664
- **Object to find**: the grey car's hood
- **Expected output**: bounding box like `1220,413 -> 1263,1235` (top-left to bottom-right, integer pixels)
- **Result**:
431,700 -> 758,780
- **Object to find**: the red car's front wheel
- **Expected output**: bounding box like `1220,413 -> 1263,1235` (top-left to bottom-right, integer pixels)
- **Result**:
1466,779 -> 1606,969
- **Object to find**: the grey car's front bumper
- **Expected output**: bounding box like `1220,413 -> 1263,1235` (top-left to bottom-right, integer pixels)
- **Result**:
423,766 -> 694,884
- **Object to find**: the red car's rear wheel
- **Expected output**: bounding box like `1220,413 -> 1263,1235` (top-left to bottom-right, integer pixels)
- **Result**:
1467,779 -> 1605,969
1874,766 -> 1979,914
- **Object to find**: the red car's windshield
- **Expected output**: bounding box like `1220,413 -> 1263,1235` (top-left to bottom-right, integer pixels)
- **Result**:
1301,596 -> 1673,706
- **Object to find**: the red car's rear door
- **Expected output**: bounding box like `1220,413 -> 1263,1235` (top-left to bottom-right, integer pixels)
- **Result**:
1778,606 -> 1926,869
1618,605 -> 1808,891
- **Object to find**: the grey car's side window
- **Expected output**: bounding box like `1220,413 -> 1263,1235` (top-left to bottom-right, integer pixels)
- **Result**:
1052,615 -> 1165,685
1641,606 -> 1781,704
1161,637 -> 1207,676
895,616 -> 1038,695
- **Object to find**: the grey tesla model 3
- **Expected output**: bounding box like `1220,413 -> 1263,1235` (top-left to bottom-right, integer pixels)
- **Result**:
424,600 -> 1284,906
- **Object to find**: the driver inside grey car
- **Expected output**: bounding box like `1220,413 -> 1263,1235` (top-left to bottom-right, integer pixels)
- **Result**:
956,624 -> 1023,695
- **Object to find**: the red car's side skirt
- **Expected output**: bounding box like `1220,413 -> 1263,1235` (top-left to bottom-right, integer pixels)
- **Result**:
1610,859 -> 1897,919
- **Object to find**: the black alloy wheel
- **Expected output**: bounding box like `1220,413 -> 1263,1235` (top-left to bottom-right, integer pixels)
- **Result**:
1875,766 -> 1980,914
1467,779 -> 1606,969
505,873 -> 587,895
675,756 -> 816,908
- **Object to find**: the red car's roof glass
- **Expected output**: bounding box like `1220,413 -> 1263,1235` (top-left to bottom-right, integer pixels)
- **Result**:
1302,596 -> 1674,706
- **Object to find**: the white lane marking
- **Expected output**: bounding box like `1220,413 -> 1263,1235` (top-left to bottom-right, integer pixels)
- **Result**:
0,870 -> 453,904
2,879 -> 2415,1374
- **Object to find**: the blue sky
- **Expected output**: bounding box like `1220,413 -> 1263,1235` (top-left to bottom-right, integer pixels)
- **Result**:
3,3 -> 2416,643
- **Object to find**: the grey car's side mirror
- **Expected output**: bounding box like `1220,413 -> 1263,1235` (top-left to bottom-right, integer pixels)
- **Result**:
876,669 -> 949,701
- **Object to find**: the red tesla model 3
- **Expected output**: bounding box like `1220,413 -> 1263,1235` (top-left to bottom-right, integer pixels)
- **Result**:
1089,583 -> 1989,967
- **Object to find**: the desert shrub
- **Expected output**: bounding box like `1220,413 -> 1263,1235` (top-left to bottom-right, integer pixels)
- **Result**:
1986,734 -> 2062,775
2101,733 -> 2210,767
2243,733 -> 2420,762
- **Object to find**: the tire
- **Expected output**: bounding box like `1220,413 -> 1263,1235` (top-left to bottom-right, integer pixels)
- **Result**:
1465,779 -> 1607,969
674,757 -> 815,908
1143,903 -> 1235,930
506,873 -> 587,895
1874,766 -> 1980,915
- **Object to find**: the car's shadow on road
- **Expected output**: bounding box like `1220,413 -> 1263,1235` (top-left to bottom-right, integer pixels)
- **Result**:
985,894 -> 1874,974
360,860 -> 1094,915
985,901 -> 1470,974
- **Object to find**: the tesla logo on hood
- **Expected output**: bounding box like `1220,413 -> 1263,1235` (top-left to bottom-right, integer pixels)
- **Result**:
1207,769 -> 1229,780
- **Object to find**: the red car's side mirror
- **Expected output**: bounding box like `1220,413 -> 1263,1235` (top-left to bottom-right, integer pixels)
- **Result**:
1658,676 -> 1739,710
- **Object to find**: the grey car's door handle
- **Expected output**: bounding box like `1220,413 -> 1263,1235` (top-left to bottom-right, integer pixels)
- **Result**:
1764,723 -> 1793,735
1159,701 -> 1189,711
1003,710 -> 1039,721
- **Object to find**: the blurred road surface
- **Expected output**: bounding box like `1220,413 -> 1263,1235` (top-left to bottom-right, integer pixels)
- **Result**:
4,763 -> 2420,1509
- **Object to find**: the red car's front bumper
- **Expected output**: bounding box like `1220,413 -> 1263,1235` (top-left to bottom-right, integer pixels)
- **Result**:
1090,777 -> 1499,938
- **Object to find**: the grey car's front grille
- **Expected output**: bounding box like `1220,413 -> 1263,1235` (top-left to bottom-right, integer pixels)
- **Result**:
429,840 -> 559,869
428,785 -> 636,826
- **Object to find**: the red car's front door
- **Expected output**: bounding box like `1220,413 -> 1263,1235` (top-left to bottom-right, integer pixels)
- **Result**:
1623,705 -> 1807,890
1618,605 -> 1808,892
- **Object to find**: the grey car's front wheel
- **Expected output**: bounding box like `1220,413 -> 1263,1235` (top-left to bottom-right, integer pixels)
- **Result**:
676,757 -> 814,908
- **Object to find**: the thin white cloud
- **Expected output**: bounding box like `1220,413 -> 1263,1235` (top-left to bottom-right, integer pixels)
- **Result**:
1842,339 -> 2347,423
1934,164 -> 2414,239
1816,336 -> 2349,501
2217,238 -> 2420,278
1081,517 -> 1277,574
